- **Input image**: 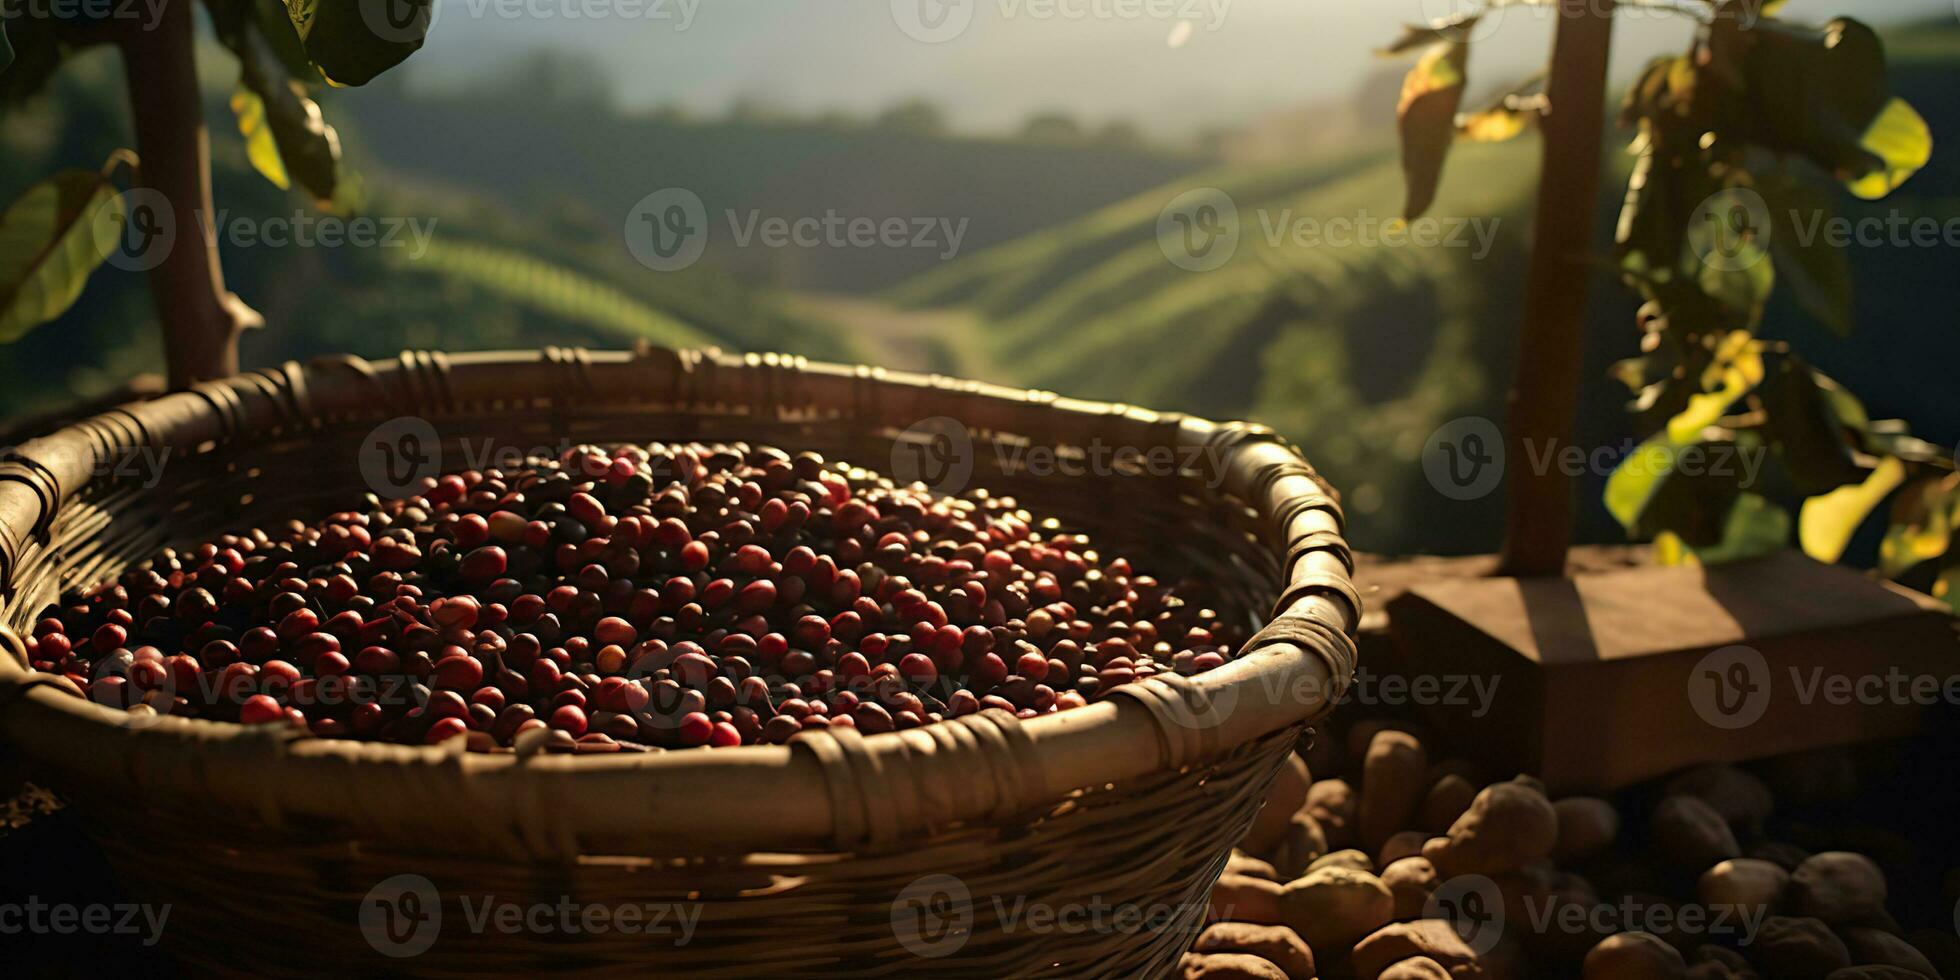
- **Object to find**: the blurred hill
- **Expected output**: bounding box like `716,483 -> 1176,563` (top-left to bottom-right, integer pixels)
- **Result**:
337,75 -> 1209,292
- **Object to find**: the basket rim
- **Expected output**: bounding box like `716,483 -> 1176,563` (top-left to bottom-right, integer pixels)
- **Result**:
0,346 -> 1358,856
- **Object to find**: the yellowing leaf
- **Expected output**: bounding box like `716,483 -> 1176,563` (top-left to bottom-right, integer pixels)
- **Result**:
1655,531 -> 1695,566
1397,42 -> 1469,221
1846,98 -> 1931,199
232,86 -> 291,191
1458,107 -> 1529,143
1667,334 -> 1762,444
1608,341 -> 1765,535
1878,476 -> 1956,577
1798,455 -> 1906,563
1935,566 -> 1959,612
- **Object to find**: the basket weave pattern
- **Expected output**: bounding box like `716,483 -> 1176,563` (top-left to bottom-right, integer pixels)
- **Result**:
0,347 -> 1358,977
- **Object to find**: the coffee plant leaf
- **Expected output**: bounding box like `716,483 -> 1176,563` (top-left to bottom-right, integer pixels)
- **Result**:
1606,337 -> 1762,537
0,10 -> 61,103
1798,455 -> 1905,563
232,75 -> 341,203
0,170 -> 121,343
1759,172 -> 1852,335
1760,356 -> 1874,495
1458,105 -> 1530,143
1741,19 -> 1897,178
1397,41 -> 1469,221
231,86 -> 291,191
1878,476 -> 1957,577
1693,491 -> 1791,565
282,0 -> 431,86
1843,98 -> 1931,200
1934,566 -> 1959,613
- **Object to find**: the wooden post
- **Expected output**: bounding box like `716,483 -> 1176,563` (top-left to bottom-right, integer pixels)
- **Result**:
1498,0 -> 1616,577
118,0 -> 257,388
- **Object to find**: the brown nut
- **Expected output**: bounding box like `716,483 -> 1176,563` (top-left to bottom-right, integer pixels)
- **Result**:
1420,774 -> 1479,835
1229,850 -> 1284,882
1379,957 -> 1452,980
1552,797 -> 1620,864
1272,814 -> 1331,881
1651,796 -> 1740,877
1360,730 -> 1429,851
1181,952 -> 1291,980
1352,920 -> 1478,980
1380,856 -> 1440,921
1423,780 -> 1557,878
1306,779 -> 1359,851
1210,873 -> 1286,925
1582,932 -> 1687,980
1665,764 -> 1774,834
1755,916 -> 1852,980
1194,922 -> 1317,980
1245,754 -> 1314,856
1903,928 -> 1960,978
1305,849 -> 1373,876
1697,859 -> 1789,922
1789,852 -> 1887,926
1278,867 -> 1394,956
1839,927 -> 1940,977
1379,830 -> 1431,869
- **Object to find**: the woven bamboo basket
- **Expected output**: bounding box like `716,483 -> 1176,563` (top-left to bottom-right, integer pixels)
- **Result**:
0,346 -> 1358,977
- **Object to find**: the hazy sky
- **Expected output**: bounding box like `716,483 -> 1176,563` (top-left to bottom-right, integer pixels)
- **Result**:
408,0 -> 1955,135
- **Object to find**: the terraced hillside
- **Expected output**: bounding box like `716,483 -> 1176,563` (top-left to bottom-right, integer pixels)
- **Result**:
885,138 -> 1554,553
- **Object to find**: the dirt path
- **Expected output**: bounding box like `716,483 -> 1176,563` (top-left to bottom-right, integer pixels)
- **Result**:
785,293 -> 993,378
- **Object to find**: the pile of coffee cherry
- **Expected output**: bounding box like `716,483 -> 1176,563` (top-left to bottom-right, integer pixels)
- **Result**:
21,443 -> 1246,753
